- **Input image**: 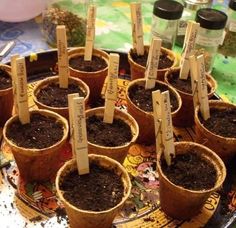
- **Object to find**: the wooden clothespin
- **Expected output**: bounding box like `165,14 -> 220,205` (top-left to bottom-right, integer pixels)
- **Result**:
84,4 -> 96,61
56,25 -> 69,88
130,2 -> 144,56
179,21 -> 199,80
152,90 -> 175,166
69,97 -> 89,175
103,53 -> 120,124
145,38 -> 162,89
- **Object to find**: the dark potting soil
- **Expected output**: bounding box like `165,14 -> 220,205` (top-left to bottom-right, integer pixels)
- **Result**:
200,108 -> 236,138
130,49 -> 173,69
0,68 -> 12,90
168,71 -> 211,94
161,151 -> 217,191
6,113 -> 64,149
86,115 -> 132,147
60,162 -> 124,211
36,82 -> 86,107
69,55 -> 107,72
128,83 -> 179,112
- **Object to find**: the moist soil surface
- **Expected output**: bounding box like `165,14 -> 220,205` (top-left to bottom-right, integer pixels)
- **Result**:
161,151 -> 217,191
128,83 -> 179,112
36,82 -> 86,107
200,108 -> 236,138
167,71 -> 211,94
69,55 -> 107,72
130,49 -> 173,69
6,113 -> 64,149
0,68 -> 12,90
86,115 -> 132,147
60,162 -> 124,211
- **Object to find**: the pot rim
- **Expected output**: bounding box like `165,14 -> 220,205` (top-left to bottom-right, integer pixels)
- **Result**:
68,47 -> 109,74
0,64 -> 13,94
126,78 -> 182,116
128,45 -> 177,71
157,141 -> 226,194
32,75 -> 90,111
3,109 -> 69,153
85,106 -> 139,149
164,67 -> 217,97
195,100 -> 236,141
55,154 -> 132,215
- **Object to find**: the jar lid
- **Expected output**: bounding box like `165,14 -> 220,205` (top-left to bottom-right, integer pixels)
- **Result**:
196,8 -> 227,30
153,0 -> 184,20
229,0 -> 236,11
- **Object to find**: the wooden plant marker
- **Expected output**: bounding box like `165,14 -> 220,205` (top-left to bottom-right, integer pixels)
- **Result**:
196,54 -> 210,120
84,4 -> 96,61
56,25 -> 69,88
103,53 -> 119,124
68,93 -> 80,157
70,97 -> 89,175
152,90 -> 162,154
152,90 -> 175,166
10,54 -> 20,114
145,38 -> 162,90
130,2 -> 144,56
189,55 -> 199,110
179,21 -> 199,80
15,57 -> 30,124
189,54 -> 210,121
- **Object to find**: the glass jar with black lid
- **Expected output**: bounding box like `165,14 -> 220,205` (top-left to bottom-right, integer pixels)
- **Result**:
195,8 -> 227,73
150,0 -> 184,49
219,0 -> 236,57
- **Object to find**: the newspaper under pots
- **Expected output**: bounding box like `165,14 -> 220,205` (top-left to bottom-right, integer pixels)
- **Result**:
3,109 -> 69,182
55,154 -> 132,228
68,47 -> 109,103
194,100 -> 236,163
126,78 -> 182,145
165,67 -> 217,127
127,45 -> 177,81
157,141 -> 226,220
85,107 -> 139,163
0,64 -> 13,127
33,76 -> 90,120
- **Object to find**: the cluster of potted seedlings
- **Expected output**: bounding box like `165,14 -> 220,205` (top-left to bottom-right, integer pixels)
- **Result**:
0,3 -> 235,228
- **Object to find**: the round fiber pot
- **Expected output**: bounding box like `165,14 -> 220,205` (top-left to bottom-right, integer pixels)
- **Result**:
195,100 -> 236,163
55,154 -> 132,228
3,109 -> 69,182
126,78 -> 182,145
33,76 -> 90,120
86,107 -> 139,163
157,141 -> 226,220
128,45 -> 177,81
0,64 -> 13,127
68,47 -> 109,103
164,67 -> 217,127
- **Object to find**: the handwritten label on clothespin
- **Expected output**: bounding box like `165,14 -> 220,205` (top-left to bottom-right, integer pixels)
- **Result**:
196,55 -> 210,120
160,91 -> 175,166
11,54 -> 19,115
68,93 -> 80,158
179,21 -> 199,80
189,55 -> 199,110
130,2 -> 144,56
103,53 -> 119,124
15,57 -> 30,124
71,97 -> 89,175
84,5 -> 96,61
152,90 -> 162,154
56,25 -> 69,88
145,38 -> 162,89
